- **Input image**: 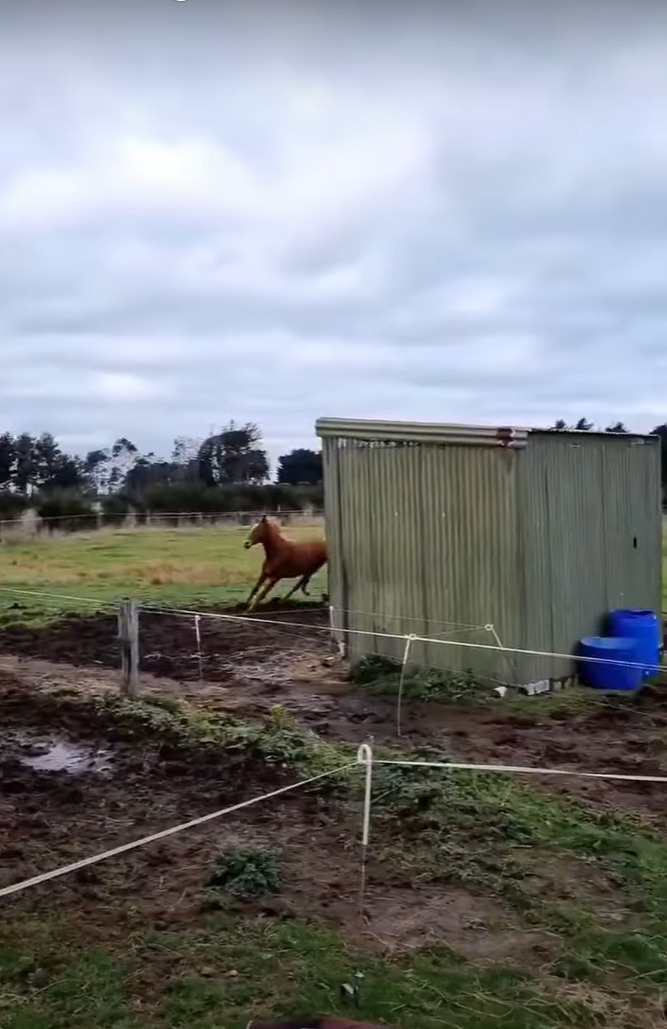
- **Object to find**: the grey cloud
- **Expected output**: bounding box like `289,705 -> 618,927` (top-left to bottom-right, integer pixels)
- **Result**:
1,0 -> 666,465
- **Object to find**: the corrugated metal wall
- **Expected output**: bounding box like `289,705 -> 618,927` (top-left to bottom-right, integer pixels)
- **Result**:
323,438 -> 522,681
321,426 -> 662,687
517,435 -> 607,683
601,437 -> 662,613
517,433 -> 662,683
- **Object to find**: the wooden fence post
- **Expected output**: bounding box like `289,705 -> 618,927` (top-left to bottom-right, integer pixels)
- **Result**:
118,599 -> 140,697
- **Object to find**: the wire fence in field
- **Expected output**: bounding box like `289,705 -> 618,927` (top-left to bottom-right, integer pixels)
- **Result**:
0,507 -> 325,537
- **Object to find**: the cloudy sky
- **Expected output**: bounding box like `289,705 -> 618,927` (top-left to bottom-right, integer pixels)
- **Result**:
2,0 -> 666,469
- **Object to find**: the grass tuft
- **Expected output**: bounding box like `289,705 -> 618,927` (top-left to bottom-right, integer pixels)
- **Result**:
207,845 -> 281,900
350,654 -> 491,706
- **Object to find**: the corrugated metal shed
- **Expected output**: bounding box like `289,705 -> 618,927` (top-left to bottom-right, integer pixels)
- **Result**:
316,418 -> 662,686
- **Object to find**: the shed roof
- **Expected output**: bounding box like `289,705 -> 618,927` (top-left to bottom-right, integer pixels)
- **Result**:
315,417 -> 657,448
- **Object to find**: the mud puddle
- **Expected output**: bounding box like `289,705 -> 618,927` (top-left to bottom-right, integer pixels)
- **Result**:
19,738 -> 112,775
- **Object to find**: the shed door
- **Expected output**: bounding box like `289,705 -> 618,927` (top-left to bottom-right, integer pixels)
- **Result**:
544,441 -> 607,655
603,442 -> 661,613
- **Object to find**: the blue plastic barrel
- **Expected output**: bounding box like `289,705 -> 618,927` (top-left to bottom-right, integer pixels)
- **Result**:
608,609 -> 661,678
578,636 -> 642,692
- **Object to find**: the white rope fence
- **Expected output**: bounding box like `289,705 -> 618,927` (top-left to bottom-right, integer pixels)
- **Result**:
3,742 -> 667,906
0,585 -> 659,678
0,582 -> 525,733
353,743 -> 667,911
0,761 -> 357,901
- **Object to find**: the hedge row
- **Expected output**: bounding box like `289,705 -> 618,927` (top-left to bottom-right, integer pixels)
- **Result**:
0,482 -> 324,531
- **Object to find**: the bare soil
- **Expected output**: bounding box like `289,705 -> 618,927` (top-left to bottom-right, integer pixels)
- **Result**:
0,602 -> 666,968
2,602 -> 667,817
0,666 -> 543,967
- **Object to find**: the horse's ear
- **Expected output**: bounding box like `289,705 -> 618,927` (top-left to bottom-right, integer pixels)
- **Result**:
261,514 -> 267,522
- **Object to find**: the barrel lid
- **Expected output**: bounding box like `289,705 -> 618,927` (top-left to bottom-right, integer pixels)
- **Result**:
611,609 -> 657,619
580,635 -> 637,650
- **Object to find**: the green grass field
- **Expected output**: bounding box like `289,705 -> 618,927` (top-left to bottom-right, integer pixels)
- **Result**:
1,518 -> 662,620
0,524 -> 329,620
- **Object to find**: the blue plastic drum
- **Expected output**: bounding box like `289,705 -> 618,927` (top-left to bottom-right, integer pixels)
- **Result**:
608,609 -> 661,678
578,636 -> 642,692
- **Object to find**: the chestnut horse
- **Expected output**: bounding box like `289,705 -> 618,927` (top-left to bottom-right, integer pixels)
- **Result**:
243,514 -> 327,611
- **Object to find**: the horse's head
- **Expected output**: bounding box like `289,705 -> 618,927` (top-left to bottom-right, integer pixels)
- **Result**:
244,514 -> 279,549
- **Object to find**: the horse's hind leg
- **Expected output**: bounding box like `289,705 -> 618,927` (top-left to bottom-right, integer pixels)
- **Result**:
300,575 -> 312,596
282,576 -> 307,601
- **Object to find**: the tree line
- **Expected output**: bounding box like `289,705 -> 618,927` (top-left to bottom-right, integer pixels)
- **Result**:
551,418 -> 667,501
0,421 -> 324,523
1,416 -> 665,527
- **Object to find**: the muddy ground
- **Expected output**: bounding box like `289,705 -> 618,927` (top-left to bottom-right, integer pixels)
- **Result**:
0,667 -> 556,968
1,601 -> 667,818
1,602 -> 667,966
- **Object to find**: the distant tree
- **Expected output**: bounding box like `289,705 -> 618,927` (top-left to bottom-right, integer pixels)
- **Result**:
109,438 -> 139,490
650,423 -> 667,502
84,449 -> 111,493
33,432 -> 65,488
551,418 -> 595,431
0,430 -> 87,494
197,421 -> 269,486
45,454 -> 88,492
277,448 -> 323,485
0,432 -> 16,489
84,437 -> 139,493
604,421 -> 630,434
13,433 -> 38,495
171,436 -> 202,481
124,453 -> 187,492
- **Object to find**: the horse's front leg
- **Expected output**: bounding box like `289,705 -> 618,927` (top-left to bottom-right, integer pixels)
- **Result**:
246,569 -> 267,608
248,577 -> 279,611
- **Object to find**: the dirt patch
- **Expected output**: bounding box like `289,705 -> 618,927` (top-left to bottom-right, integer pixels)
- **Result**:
3,603 -> 667,823
0,675 -> 350,929
0,601 -> 331,683
455,708 -> 667,819
0,671 -> 554,976
511,851 -> 632,924
361,885 -> 554,964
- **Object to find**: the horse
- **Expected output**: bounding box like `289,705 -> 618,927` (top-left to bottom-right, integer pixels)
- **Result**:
243,514 -> 327,611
